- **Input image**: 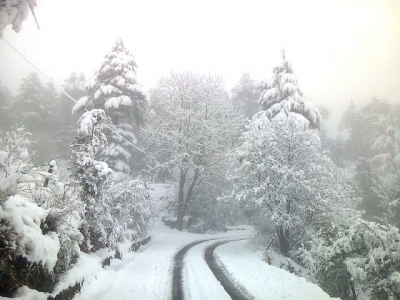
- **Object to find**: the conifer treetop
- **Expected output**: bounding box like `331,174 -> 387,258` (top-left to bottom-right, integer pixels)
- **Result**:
259,51 -> 321,129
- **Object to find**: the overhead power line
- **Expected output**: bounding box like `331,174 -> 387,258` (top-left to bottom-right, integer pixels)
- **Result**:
1,38 -> 146,155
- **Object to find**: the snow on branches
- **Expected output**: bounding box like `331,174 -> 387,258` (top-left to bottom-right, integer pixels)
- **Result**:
73,37 -> 148,174
143,72 -> 244,231
259,52 -> 321,129
323,220 -> 400,299
229,113 -> 359,255
70,109 -> 113,252
0,0 -> 39,38
0,128 -> 33,200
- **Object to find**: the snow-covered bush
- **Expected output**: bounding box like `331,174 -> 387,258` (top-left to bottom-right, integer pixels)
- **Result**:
0,193 -> 63,296
107,176 -> 154,251
0,128 -> 83,296
188,193 -> 228,234
299,220 -> 400,299
296,223 -> 354,299
0,195 -> 60,271
0,128 -> 33,201
69,109 -> 113,252
329,220 -> 400,299
229,113 -> 360,255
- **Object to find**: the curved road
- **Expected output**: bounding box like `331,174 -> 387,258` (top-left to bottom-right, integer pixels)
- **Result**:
204,239 -> 252,300
171,237 -> 251,300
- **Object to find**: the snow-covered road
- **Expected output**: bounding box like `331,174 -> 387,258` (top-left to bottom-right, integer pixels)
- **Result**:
61,223 -> 338,300
179,238 -> 250,300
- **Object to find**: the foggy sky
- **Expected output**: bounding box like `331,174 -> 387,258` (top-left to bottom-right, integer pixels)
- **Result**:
1,0 -> 399,136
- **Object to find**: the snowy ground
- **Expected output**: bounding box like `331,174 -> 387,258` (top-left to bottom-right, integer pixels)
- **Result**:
48,222 -> 335,300
4,222 -> 339,300
3,184 -> 339,300
215,240 -> 339,300
72,222 -> 253,300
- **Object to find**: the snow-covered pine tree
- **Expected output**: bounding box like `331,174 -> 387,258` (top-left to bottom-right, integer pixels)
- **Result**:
259,50 -> 321,129
11,72 -> 46,131
73,38 -> 148,175
231,73 -> 261,120
11,72 -> 60,162
340,98 -> 400,226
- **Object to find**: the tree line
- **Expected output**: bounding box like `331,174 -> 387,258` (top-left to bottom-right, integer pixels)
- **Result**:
0,38 -> 399,299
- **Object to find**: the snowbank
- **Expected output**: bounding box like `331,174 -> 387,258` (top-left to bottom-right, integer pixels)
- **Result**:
214,240 -> 339,300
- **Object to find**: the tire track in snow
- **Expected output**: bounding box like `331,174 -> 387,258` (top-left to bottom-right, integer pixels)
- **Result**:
205,239 -> 253,300
172,239 -> 213,300
171,236 -> 251,300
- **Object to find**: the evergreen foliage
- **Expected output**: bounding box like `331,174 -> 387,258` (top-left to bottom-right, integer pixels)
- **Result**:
73,38 -> 148,174
259,51 -> 321,129
230,73 -> 261,120
299,220 -> 400,299
11,72 -> 60,162
69,109 -> 113,252
341,98 -> 400,226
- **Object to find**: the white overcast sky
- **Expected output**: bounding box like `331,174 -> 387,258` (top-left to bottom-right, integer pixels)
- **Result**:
0,0 -> 399,135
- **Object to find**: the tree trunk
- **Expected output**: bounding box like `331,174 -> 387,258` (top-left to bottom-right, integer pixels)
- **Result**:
350,280 -> 357,300
176,169 -> 199,231
276,225 -> 290,256
176,170 -> 186,231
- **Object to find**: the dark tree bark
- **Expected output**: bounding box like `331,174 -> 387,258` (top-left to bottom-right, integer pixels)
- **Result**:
276,225 -> 290,256
176,169 -> 199,231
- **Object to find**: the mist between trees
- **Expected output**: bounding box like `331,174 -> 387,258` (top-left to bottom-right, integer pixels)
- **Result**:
0,37 -> 399,299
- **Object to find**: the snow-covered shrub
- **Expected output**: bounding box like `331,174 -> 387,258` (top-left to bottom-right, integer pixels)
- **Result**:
40,183 -> 82,275
107,176 -> 154,251
0,195 -> 60,296
0,128 -> 33,201
296,223 -> 354,299
299,220 -> 400,299
189,218 -> 227,234
69,109 -> 113,252
187,186 -> 230,233
1,195 -> 60,271
0,128 -> 83,296
329,220 -> 400,299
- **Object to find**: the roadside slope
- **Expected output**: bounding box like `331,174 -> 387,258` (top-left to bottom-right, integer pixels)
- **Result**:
214,240 -> 339,300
